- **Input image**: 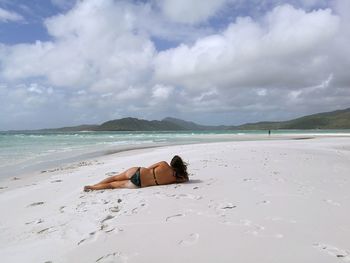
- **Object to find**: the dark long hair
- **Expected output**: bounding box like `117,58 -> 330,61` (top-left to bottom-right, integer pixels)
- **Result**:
170,155 -> 188,181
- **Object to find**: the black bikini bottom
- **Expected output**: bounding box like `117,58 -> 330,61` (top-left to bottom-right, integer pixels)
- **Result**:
130,167 -> 141,187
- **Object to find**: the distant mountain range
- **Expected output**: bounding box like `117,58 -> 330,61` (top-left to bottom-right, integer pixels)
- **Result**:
18,107 -> 350,132
237,107 -> 350,130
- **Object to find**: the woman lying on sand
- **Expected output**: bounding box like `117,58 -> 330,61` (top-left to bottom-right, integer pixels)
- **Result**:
84,155 -> 188,191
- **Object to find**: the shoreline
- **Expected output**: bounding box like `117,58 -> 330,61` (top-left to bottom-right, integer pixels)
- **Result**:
0,137 -> 350,262
2,133 -> 350,182
0,133 -> 314,182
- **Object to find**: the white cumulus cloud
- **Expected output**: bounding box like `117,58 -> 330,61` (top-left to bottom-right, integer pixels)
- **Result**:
0,7 -> 23,22
152,84 -> 174,100
1,0 -> 155,93
155,4 -> 340,91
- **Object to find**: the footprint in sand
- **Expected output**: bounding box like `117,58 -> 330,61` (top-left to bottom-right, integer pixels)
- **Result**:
206,178 -> 218,185
166,213 -> 185,222
178,233 -> 199,247
313,243 -> 350,260
208,200 -> 237,211
124,201 -> 147,215
37,226 -> 56,234
59,206 -> 65,213
123,205 -> 143,216
78,231 -> 98,245
243,178 -> 254,182
0,186 -> 8,190
51,179 -> 62,183
109,206 -> 120,213
25,218 -> 44,225
102,199 -> 110,205
100,224 -> 121,233
218,203 -> 237,210
95,252 -> 129,263
28,202 -> 45,207
101,215 -> 115,224
76,201 -> 87,212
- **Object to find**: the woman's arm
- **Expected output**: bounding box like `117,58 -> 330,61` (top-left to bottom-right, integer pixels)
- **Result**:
176,176 -> 189,183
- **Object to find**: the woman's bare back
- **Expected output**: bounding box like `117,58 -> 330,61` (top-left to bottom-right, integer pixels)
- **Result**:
140,161 -> 176,187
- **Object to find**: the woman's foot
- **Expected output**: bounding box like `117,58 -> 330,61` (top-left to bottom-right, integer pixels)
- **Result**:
84,185 -> 93,192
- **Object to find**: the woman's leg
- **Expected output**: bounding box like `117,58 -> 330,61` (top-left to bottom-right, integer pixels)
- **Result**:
84,167 -> 140,191
95,167 -> 139,185
84,180 -> 137,191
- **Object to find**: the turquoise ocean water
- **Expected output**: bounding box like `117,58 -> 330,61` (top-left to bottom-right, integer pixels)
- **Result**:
1,130 -> 349,178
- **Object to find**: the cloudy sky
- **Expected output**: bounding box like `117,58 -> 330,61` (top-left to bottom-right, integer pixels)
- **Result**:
0,0 -> 349,130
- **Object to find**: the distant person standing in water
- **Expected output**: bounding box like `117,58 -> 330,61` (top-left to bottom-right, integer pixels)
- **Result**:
84,155 -> 188,191
268,130 -> 271,136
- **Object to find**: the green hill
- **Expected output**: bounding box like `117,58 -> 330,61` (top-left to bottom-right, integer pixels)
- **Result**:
95,108 -> 350,131
238,108 -> 350,129
97,117 -> 183,131
162,117 -> 234,130
96,117 -> 235,131
283,108 -> 350,129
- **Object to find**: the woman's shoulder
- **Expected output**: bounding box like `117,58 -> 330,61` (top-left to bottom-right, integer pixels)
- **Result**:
156,161 -> 170,167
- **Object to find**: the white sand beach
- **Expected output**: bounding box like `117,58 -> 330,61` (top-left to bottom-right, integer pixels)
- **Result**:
1,136 -> 350,263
